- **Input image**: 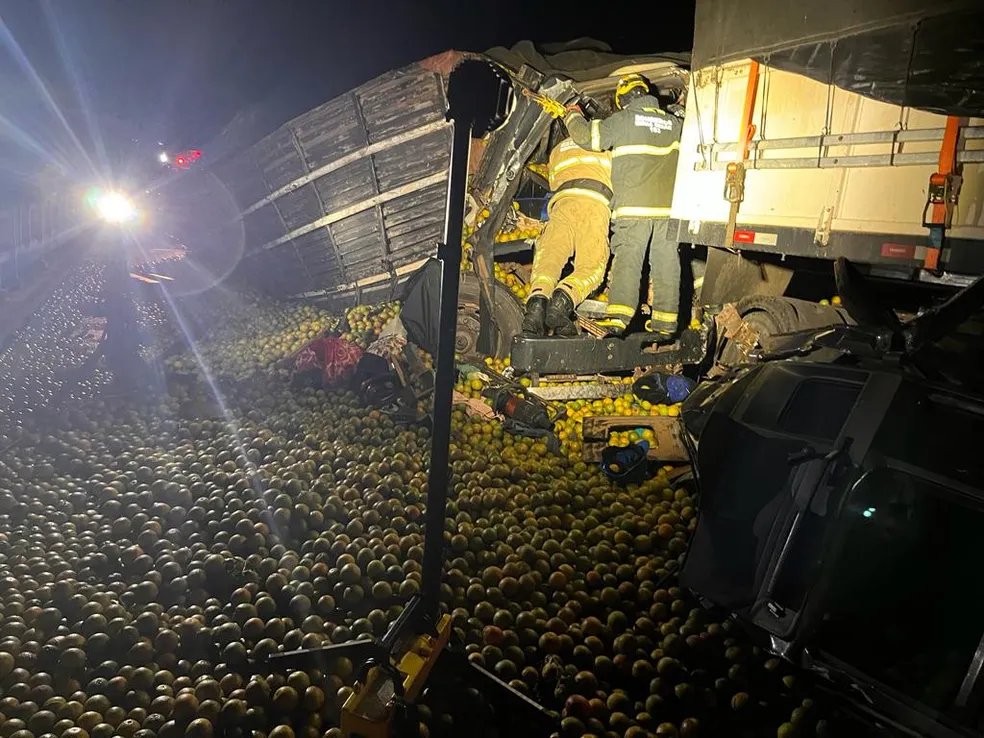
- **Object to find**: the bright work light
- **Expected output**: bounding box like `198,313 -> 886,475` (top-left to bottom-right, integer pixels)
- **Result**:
95,191 -> 138,224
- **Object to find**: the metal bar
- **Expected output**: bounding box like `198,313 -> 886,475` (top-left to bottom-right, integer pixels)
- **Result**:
259,172 -> 447,251
265,640 -> 379,669
702,125 -> 984,154
241,119 -> 448,216
707,150 -> 984,171
420,119 -> 470,617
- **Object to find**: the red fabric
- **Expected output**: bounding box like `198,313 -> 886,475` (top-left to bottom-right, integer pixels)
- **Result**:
294,337 -> 363,385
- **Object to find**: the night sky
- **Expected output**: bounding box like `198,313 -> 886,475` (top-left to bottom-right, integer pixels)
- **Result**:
0,0 -> 695,199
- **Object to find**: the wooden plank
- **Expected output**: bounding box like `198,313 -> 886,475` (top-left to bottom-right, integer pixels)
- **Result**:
350,91 -> 391,258
313,157 -> 377,213
260,172 -> 447,250
290,256 -> 430,299
276,185 -> 324,230
373,128 -> 451,191
291,95 -> 363,165
528,383 -> 626,401
243,205 -> 285,251
581,415 -> 688,463
241,119 -> 448,215
287,127 -> 346,286
359,71 -> 446,141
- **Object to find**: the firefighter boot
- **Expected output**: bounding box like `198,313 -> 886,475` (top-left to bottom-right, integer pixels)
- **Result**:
522,295 -> 548,337
545,290 -> 577,337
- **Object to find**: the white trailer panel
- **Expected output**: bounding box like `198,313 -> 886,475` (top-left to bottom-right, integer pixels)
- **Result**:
671,59 -> 984,272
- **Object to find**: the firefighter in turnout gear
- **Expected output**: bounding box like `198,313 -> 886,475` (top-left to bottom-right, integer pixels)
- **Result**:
522,137 -> 613,337
565,73 -> 683,338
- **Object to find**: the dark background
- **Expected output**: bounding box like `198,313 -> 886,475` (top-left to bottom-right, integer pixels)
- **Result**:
0,0 -> 695,200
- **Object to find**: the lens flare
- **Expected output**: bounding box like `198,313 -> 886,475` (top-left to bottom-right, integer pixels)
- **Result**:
95,191 -> 137,223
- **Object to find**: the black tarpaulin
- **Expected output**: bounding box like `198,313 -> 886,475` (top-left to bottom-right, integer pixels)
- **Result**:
693,0 -> 984,117
400,258 -> 441,357
485,40 -> 690,82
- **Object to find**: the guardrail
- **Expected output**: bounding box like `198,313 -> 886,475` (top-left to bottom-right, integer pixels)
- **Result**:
0,198 -> 75,292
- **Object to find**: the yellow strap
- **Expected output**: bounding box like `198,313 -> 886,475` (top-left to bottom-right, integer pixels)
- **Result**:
549,188 -> 611,209
612,141 -> 680,158
693,276 -> 704,289
650,310 -> 678,323
605,303 -> 636,317
612,206 -> 671,219
591,119 -> 601,151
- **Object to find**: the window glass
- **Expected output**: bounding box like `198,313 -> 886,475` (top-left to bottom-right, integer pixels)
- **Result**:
815,468 -> 984,711
873,388 -> 983,486
777,379 -> 860,440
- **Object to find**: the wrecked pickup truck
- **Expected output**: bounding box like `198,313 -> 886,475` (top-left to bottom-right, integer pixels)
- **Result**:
678,259 -> 984,737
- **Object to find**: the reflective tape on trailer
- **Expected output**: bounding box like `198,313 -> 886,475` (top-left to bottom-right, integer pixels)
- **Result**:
881,243 -> 929,261
733,229 -> 778,246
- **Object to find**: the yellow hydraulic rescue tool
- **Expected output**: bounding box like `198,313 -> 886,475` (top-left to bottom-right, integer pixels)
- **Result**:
339,615 -> 452,738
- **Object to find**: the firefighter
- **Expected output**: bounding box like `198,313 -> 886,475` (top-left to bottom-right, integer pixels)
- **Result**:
563,74 -> 683,339
522,137 -> 613,337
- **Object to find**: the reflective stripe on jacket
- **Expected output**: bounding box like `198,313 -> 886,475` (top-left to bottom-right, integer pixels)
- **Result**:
565,95 -> 682,215
546,138 -> 613,211
547,138 -> 612,189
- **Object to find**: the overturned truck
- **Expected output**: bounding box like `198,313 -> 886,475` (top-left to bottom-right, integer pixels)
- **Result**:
210,0 -> 984,379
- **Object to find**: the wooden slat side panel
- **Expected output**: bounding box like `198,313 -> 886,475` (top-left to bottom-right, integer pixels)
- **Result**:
276,185 -> 325,231
358,68 -> 446,142
291,230 -> 343,293
218,60 -> 456,290
313,158 -> 379,214
290,96 -> 365,168
254,128 -> 306,191
373,128 -> 451,192
379,184 -> 448,265
329,210 -> 387,282
212,157 -> 270,209
243,207 -> 285,252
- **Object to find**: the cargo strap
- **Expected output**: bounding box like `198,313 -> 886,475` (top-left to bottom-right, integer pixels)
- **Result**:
723,61 -> 760,249
922,115 -> 965,271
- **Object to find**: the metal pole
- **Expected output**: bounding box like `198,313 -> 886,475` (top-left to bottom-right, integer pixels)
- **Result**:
420,118 -> 471,615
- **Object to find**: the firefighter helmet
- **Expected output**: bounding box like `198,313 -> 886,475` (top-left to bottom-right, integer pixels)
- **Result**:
614,74 -> 649,109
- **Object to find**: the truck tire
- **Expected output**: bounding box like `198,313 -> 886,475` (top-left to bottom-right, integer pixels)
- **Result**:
717,296 -> 851,366
457,273 -> 524,360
